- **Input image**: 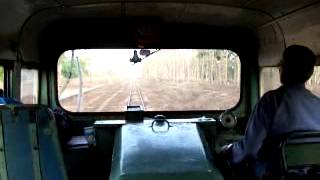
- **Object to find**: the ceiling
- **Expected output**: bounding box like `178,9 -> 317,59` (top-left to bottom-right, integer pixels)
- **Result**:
0,0 -> 319,65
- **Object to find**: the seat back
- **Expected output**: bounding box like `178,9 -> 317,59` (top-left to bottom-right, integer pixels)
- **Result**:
0,105 -> 68,180
280,131 -> 320,177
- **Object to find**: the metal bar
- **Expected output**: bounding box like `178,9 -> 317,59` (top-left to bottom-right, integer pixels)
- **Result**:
127,84 -> 133,107
94,117 -> 216,127
0,112 -> 8,180
127,80 -> 145,110
29,111 -> 42,180
137,87 -> 145,110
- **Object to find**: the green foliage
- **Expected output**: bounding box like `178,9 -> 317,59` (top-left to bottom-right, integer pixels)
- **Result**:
0,67 -> 3,85
59,54 -> 88,79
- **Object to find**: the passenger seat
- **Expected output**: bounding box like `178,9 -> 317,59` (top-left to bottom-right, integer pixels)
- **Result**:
0,105 -> 68,180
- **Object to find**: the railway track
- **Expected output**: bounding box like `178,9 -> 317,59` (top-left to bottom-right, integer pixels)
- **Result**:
59,79 -> 241,112
127,81 -> 145,110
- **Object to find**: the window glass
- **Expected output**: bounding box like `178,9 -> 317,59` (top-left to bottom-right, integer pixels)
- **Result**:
57,49 -> 241,112
0,66 -> 4,92
21,69 -> 39,104
260,66 -> 320,97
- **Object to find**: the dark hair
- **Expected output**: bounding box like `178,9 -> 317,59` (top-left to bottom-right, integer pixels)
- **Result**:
281,45 -> 316,84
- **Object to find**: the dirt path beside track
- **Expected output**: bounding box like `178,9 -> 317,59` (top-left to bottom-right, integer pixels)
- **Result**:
60,79 -> 240,112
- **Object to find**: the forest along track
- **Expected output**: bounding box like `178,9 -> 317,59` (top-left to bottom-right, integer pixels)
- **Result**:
127,81 -> 145,110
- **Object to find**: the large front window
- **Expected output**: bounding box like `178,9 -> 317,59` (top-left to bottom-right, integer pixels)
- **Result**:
57,49 -> 241,112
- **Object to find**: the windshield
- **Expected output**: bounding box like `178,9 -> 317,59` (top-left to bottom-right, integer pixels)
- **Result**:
57,49 -> 241,112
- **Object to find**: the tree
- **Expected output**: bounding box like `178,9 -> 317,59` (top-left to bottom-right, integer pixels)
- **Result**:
60,54 -> 88,79
0,67 -> 3,87
59,51 -> 88,97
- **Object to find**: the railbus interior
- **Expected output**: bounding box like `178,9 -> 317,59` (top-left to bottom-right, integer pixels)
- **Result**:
0,0 -> 320,180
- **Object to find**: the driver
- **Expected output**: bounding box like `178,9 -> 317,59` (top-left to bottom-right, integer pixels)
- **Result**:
222,45 -> 320,178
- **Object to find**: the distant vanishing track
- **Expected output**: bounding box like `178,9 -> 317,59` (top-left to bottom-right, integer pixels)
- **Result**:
127,81 -> 145,110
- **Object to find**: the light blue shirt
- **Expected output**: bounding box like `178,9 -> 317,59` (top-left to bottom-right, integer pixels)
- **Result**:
232,84 -> 320,163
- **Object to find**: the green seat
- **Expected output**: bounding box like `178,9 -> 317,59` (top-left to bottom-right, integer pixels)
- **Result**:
279,131 -> 320,179
0,105 -> 68,180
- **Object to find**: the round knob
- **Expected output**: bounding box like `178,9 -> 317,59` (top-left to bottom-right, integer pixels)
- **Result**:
151,115 -> 170,133
219,111 -> 237,129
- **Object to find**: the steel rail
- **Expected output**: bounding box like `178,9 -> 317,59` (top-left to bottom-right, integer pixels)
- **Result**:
127,81 -> 145,110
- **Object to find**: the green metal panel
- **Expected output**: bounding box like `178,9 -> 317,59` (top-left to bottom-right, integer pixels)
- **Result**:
110,121 -> 223,180
39,71 -> 49,105
280,132 -> 320,171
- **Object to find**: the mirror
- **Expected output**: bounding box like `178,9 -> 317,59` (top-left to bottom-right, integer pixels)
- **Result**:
140,49 -> 151,57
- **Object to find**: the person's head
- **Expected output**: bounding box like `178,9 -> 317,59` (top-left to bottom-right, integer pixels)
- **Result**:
0,89 -> 3,96
279,45 -> 316,85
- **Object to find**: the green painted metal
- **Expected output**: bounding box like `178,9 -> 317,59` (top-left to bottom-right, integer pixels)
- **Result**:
279,131 -> 320,173
49,71 -> 58,109
12,62 -> 21,100
280,132 -> 320,170
110,121 -> 223,180
39,70 -> 49,105
286,143 -> 320,167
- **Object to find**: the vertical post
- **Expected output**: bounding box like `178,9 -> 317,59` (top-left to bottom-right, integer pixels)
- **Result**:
76,56 -> 83,112
13,61 -> 21,100
59,51 -> 74,97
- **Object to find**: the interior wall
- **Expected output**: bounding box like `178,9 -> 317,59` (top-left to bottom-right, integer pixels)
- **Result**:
257,3 -> 320,66
3,1 -> 319,66
257,25 -> 285,66
18,3 -> 268,63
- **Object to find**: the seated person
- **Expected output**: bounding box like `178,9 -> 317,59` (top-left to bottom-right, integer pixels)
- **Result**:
222,45 -> 320,179
0,89 -> 22,104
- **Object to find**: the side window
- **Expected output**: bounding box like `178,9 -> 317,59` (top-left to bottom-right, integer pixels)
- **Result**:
260,66 -> 320,97
307,66 -> 320,96
21,69 -> 39,104
260,67 -> 281,95
0,66 -> 4,92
